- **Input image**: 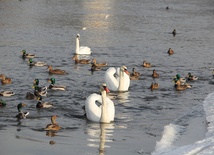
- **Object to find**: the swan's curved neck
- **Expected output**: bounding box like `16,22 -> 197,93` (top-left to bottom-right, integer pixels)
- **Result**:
118,69 -> 125,92
100,90 -> 108,123
76,37 -> 79,54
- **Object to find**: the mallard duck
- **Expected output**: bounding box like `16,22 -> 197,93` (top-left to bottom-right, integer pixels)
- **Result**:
45,115 -> 61,131
1,74 -> 12,85
130,68 -> 140,80
25,92 -> 38,100
91,58 -> 107,67
152,69 -> 159,78
0,100 -> 6,107
0,91 -> 15,97
47,65 -> 67,75
142,61 -> 151,68
28,58 -> 47,67
175,80 -> 192,91
72,55 -> 91,64
36,96 -> 53,108
167,48 -> 174,55
150,82 -> 159,91
32,79 -> 48,96
48,78 -> 66,91
172,29 -> 176,36
186,72 -> 198,81
90,63 -> 102,72
16,103 -> 29,119
21,50 -> 36,59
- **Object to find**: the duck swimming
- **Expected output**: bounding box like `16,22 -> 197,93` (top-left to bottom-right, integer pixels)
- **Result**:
16,103 -> 29,119
36,96 -> 53,109
91,58 -> 107,67
174,80 -> 192,91
47,65 -> 67,75
0,100 -> 6,107
186,72 -> 198,81
152,69 -> 159,78
25,92 -> 38,100
143,61 -> 151,68
1,74 -> 12,85
45,115 -> 61,131
48,78 -> 66,91
21,50 -> 36,59
0,90 -> 15,97
72,55 -> 91,64
33,79 -> 48,96
167,48 -> 174,55
150,82 -> 159,91
28,58 -> 47,67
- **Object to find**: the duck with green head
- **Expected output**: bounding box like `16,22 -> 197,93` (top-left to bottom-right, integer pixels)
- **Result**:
0,100 -> 6,107
33,79 -> 48,96
16,103 -> 29,119
28,58 -> 47,67
36,96 -> 53,109
21,50 -> 36,59
48,78 -> 66,91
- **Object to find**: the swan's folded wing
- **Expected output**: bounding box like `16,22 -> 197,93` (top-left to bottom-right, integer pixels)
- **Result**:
105,67 -> 119,91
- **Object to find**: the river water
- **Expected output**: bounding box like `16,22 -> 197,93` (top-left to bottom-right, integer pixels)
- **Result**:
0,0 -> 214,155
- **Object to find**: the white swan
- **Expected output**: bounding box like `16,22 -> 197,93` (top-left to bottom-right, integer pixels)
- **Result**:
75,34 -> 91,55
105,66 -> 130,92
85,83 -> 115,123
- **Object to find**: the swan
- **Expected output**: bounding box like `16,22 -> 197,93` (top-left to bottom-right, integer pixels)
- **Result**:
105,66 -> 130,92
85,83 -> 115,123
75,34 -> 91,55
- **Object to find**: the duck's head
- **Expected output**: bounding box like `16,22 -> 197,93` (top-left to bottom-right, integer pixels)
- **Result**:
17,103 -> 26,112
32,84 -> 39,90
21,50 -> 26,55
0,100 -> 6,106
34,79 -> 39,85
176,74 -> 180,79
29,58 -> 33,63
48,78 -> 55,85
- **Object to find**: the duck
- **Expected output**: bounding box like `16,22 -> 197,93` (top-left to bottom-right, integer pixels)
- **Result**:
90,63 -> 102,72
48,78 -> 66,91
32,79 -> 48,96
186,72 -> 198,81
1,74 -> 12,85
130,68 -> 140,80
152,69 -> 159,78
0,100 -> 6,107
28,58 -> 47,67
45,115 -> 61,131
36,96 -> 53,109
150,82 -> 159,91
85,83 -> 115,123
72,55 -> 91,64
0,90 -> 15,97
167,48 -> 174,55
21,50 -> 36,59
142,61 -> 151,68
91,58 -> 107,67
105,66 -> 130,92
174,80 -> 192,91
75,34 -> 91,55
25,92 -> 38,100
16,103 -> 29,119
47,65 -> 67,75
172,29 -> 176,36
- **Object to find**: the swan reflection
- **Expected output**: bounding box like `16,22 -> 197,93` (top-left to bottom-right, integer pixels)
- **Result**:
117,91 -> 130,103
85,123 -> 114,155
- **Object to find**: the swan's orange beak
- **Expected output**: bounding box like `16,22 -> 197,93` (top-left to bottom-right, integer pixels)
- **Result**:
104,87 -> 110,93
124,70 -> 130,75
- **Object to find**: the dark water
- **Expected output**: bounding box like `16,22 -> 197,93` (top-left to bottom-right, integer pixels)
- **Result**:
0,0 -> 214,154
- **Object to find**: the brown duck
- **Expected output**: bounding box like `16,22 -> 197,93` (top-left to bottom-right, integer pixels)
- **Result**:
47,65 -> 67,75
45,115 -> 61,131
72,55 -> 91,64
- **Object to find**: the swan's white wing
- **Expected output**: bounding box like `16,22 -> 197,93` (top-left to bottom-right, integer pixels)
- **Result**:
85,93 -> 102,122
78,46 -> 91,55
105,67 -> 119,91
106,97 -> 115,122
123,71 -> 130,91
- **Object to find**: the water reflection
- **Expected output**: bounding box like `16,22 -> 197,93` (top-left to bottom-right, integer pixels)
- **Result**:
85,123 -> 114,155
117,91 -> 130,103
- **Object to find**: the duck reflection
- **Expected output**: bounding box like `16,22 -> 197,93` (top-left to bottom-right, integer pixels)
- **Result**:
85,123 -> 114,155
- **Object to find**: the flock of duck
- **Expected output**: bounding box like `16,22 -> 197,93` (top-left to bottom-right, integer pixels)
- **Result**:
0,33 -> 200,132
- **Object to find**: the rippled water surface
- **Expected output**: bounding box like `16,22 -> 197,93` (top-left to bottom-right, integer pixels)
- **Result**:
0,0 -> 214,154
